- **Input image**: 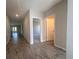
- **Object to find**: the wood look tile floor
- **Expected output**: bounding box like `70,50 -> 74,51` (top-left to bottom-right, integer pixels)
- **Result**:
6,37 -> 66,59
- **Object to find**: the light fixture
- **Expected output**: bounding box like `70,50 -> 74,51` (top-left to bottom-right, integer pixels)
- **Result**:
16,14 -> 19,17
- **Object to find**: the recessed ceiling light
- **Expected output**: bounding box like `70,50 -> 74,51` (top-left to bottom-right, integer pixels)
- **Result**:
16,14 -> 19,17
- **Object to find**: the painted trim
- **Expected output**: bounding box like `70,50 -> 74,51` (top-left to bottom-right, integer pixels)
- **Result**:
32,17 -> 43,44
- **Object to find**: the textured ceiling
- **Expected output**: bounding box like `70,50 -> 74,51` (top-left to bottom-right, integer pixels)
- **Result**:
6,0 -> 62,19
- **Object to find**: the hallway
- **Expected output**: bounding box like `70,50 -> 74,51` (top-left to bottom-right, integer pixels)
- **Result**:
6,37 -> 66,59
6,0 -> 67,59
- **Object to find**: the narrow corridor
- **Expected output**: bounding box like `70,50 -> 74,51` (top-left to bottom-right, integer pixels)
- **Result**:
6,37 -> 66,59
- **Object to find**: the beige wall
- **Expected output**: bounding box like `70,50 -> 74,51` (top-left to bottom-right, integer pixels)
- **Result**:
43,0 -> 67,50
67,0 -> 73,59
6,16 -> 11,45
23,11 -> 30,43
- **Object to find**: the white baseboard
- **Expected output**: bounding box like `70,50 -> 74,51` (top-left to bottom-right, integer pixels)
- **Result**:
30,41 -> 33,45
40,40 -> 66,51
55,44 -> 66,51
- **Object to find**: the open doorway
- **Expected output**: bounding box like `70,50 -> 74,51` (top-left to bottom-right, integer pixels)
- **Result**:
11,25 -> 22,38
46,16 -> 55,45
11,26 -> 18,39
33,18 -> 41,44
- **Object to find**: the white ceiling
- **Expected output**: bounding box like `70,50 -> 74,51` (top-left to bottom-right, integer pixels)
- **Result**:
6,0 -> 62,19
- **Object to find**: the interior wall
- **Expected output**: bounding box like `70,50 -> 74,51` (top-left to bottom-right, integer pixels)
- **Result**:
23,9 -> 43,44
67,0 -> 73,59
30,9 -> 43,18
43,0 -> 67,50
6,16 -> 11,45
23,11 -> 30,43
30,9 -> 43,44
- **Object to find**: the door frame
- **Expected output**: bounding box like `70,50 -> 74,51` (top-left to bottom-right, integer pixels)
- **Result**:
46,14 -> 56,45
32,17 -> 43,44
